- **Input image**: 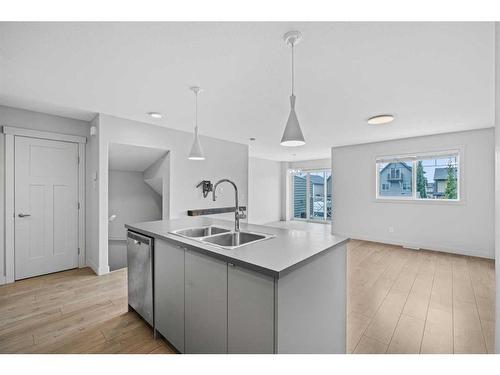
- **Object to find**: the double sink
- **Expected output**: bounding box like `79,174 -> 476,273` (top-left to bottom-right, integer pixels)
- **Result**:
169,225 -> 275,250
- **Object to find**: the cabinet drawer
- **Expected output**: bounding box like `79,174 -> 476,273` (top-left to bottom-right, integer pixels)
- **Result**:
154,239 -> 185,352
228,264 -> 275,353
185,250 -> 227,353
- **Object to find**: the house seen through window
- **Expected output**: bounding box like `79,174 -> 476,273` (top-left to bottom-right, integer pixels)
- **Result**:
292,169 -> 332,221
376,152 -> 459,201
378,161 -> 413,197
415,156 -> 458,200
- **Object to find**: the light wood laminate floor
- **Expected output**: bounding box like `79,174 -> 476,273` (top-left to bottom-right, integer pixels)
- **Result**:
347,240 -> 495,354
0,239 -> 495,354
0,267 -> 174,353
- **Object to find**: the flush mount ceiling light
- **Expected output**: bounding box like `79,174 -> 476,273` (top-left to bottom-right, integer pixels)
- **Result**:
367,114 -> 395,125
280,30 -> 306,147
188,86 -> 205,160
148,112 -> 163,119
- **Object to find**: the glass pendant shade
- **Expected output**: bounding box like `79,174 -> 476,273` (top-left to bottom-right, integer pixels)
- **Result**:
280,95 -> 305,146
188,126 -> 205,160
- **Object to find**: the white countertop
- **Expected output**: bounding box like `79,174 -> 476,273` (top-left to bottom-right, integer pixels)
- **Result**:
125,217 -> 349,278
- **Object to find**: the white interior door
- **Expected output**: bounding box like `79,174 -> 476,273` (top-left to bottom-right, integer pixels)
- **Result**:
14,136 -> 79,280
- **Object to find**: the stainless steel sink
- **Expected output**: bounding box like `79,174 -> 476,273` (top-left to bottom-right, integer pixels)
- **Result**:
171,226 -> 230,238
169,226 -> 274,250
201,231 -> 266,249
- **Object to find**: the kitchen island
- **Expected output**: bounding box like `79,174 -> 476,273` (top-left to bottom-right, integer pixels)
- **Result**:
126,217 -> 348,354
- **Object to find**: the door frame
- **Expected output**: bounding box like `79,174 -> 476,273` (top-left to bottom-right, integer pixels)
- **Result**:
2,126 -> 87,284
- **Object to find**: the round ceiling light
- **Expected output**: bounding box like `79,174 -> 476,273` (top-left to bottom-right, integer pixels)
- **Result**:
367,114 -> 394,125
148,112 -> 163,119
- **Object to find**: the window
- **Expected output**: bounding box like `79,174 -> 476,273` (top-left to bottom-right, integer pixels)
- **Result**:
376,151 -> 460,201
389,168 -> 401,180
415,155 -> 458,200
377,161 -> 413,198
292,169 -> 332,221
293,172 -> 307,219
326,171 -> 332,219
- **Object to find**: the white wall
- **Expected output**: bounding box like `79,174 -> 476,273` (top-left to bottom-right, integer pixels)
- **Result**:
494,21 -> 500,354
248,157 -> 282,225
0,105 -> 90,137
86,115 -> 101,274
288,158 -> 331,171
332,128 -> 495,258
87,113 -> 248,274
0,105 -> 90,283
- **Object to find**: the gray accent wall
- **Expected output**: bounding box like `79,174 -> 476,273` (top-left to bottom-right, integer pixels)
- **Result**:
108,170 -> 162,271
108,170 -> 162,241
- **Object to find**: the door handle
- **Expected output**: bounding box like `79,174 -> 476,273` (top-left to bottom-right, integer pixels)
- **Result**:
18,213 -> 31,218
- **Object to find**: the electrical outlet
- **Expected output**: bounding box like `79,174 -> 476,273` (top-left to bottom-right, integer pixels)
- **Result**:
388,226 -> 394,233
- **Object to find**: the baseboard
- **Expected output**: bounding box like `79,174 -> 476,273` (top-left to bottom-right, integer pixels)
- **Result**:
339,232 -> 494,259
98,265 -> 110,275
0,275 -> 6,285
86,258 -> 99,275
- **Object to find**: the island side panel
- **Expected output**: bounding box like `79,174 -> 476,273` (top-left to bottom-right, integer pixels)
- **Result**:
276,243 -> 347,354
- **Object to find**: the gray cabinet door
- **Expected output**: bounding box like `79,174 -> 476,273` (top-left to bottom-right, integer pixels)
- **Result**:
228,264 -> 275,353
185,250 -> 227,353
154,239 -> 185,352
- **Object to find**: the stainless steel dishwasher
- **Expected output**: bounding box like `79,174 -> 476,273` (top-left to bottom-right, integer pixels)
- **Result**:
127,231 -> 154,327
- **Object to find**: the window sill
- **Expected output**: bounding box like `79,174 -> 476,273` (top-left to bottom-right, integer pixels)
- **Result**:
374,197 -> 464,206
291,218 -> 332,224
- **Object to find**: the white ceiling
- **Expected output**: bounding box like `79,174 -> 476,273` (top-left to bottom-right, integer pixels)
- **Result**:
108,142 -> 167,172
0,22 -> 494,161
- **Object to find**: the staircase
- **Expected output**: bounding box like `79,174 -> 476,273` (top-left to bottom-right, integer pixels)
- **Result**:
143,152 -> 168,196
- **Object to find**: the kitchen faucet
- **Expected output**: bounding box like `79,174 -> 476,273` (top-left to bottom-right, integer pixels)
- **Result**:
212,179 -> 246,232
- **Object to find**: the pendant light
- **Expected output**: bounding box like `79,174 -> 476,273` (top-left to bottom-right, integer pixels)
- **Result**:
188,86 -> 205,160
280,30 -> 305,147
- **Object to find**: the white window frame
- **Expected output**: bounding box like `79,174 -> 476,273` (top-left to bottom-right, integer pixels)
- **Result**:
290,168 -> 332,223
374,148 -> 463,204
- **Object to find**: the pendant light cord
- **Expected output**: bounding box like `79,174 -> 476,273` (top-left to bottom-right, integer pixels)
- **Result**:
195,90 -> 198,131
291,43 -> 295,96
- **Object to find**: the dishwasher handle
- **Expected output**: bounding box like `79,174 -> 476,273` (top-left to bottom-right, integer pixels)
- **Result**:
127,231 -> 152,246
